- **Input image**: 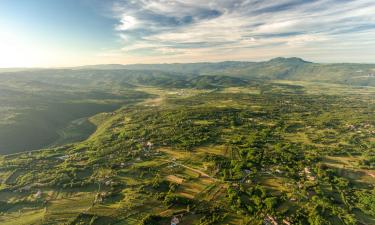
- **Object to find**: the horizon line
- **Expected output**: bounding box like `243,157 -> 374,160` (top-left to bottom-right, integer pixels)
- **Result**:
1,57 -> 375,70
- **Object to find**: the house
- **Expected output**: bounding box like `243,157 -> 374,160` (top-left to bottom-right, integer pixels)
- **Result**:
275,169 -> 283,174
35,190 -> 42,198
171,216 -> 180,225
146,141 -> 154,148
244,169 -> 251,174
94,193 -> 103,203
304,167 -> 316,181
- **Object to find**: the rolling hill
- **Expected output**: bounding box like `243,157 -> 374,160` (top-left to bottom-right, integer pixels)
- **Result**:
74,57 -> 375,87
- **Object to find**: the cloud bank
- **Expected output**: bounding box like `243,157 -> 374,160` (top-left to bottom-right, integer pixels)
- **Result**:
104,0 -> 375,63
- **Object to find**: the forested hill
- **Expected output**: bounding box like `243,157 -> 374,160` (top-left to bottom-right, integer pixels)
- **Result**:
76,57 -> 375,87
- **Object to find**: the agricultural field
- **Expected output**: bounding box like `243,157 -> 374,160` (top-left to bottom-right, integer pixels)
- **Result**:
0,74 -> 374,225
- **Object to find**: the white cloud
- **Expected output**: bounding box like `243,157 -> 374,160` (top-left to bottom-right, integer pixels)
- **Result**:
104,0 -> 375,63
255,20 -> 299,34
116,15 -> 137,31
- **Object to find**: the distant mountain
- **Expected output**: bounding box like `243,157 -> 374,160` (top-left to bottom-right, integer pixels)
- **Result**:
121,61 -> 255,74
104,57 -> 374,86
74,64 -> 130,70
2,58 -> 375,86
0,68 -> 45,73
151,75 -> 249,89
187,75 -> 249,89
238,58 -> 375,86
74,61 -> 255,74
268,57 -> 311,64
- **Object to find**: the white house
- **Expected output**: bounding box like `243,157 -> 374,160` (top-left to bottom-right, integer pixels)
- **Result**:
171,216 -> 180,225
35,190 -> 42,198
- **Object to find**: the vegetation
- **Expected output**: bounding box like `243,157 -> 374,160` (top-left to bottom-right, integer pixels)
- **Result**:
83,57 -> 375,86
0,63 -> 374,224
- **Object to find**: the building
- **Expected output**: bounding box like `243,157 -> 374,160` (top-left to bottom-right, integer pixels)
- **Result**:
171,216 -> 180,225
35,190 -> 42,198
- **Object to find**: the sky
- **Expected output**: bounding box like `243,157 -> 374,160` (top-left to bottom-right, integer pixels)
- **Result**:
0,0 -> 374,67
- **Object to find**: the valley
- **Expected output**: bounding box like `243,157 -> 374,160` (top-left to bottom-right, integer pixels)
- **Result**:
0,66 -> 374,224
2,0 -> 375,223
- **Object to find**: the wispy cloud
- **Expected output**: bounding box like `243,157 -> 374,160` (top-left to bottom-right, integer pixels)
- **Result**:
103,0 -> 375,63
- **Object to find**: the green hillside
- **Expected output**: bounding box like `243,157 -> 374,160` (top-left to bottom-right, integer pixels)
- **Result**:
0,79 -> 374,224
79,58 -> 375,86
0,60 -> 374,153
214,58 -> 375,86
0,70 -> 152,154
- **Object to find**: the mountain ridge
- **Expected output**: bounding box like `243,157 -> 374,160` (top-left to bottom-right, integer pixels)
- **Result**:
72,57 -> 375,69
74,57 -> 375,86
1,57 -> 375,87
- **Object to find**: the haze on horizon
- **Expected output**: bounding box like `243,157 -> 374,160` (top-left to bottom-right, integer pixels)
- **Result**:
0,0 -> 375,68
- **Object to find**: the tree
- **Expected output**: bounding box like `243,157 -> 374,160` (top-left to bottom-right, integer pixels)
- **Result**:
139,214 -> 162,225
264,197 -> 278,211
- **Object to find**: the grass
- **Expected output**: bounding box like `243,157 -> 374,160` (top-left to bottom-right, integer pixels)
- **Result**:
273,80 -> 375,96
159,147 -> 192,160
51,117 -> 96,147
221,86 -> 257,93
0,208 -> 45,225
258,176 -> 289,193
353,209 -> 375,225
194,145 -> 227,156
43,192 -> 95,223
177,175 -> 214,199
322,156 -> 375,186
157,147 -> 221,201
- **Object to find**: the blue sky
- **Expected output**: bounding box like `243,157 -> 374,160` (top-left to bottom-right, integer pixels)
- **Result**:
0,0 -> 374,67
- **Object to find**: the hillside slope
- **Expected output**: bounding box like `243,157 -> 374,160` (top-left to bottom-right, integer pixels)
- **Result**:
76,57 -> 375,86
0,81 -> 374,224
